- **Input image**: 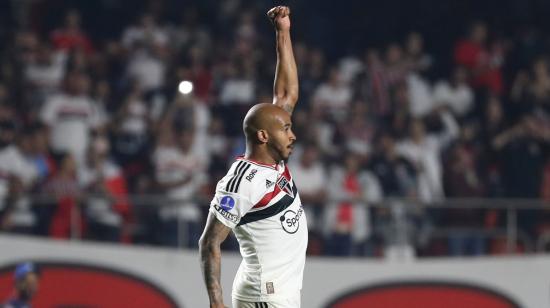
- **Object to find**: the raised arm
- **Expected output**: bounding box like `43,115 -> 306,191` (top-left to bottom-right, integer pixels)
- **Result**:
268,6 -> 298,115
199,213 -> 232,308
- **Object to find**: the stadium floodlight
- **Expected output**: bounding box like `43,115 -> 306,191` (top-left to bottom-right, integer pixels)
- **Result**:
178,80 -> 193,95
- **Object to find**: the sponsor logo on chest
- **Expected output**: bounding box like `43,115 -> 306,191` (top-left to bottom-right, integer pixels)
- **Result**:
279,207 -> 303,234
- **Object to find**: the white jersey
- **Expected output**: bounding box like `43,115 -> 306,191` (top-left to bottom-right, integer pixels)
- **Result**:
209,156 -> 308,302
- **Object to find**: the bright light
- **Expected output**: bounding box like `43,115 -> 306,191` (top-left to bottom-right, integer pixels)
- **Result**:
178,80 -> 193,95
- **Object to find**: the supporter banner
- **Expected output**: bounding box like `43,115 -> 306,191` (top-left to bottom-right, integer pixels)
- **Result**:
0,235 -> 547,307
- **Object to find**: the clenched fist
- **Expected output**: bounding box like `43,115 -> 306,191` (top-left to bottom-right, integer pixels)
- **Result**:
267,6 -> 291,31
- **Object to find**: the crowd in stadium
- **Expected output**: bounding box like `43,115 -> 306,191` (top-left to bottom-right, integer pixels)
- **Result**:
0,0 -> 549,257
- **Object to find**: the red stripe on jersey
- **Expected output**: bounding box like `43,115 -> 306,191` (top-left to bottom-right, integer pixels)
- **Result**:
253,182 -> 281,209
282,164 -> 291,179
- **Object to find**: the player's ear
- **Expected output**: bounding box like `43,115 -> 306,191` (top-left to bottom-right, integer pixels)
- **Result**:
257,129 -> 269,143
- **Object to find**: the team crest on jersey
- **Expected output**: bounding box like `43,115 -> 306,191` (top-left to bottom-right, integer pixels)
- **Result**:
277,177 -> 294,197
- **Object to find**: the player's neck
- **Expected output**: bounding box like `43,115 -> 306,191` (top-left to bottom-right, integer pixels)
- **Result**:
245,147 -> 277,165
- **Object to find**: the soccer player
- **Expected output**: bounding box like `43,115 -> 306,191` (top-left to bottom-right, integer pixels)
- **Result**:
199,6 -> 306,308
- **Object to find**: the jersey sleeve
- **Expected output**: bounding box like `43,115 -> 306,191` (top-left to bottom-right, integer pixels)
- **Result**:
209,183 -> 255,229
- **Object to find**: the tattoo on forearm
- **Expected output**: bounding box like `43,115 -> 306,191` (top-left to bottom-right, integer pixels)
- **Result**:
200,244 -> 224,305
199,215 -> 230,304
201,244 -> 223,301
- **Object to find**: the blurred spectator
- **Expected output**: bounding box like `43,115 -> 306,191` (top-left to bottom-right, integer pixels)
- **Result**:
184,47 -> 214,102
527,58 -> 550,108
361,49 -> 392,117
301,105 -> 337,157
341,102 -> 377,156
111,83 -> 152,189
397,110 -> 459,202
0,104 -> 18,149
1,176 -> 34,235
289,144 -> 327,254
338,54 -> 363,86
478,96 -> 508,197
492,115 -> 547,199
312,68 -> 353,121
384,82 -> 412,139
122,14 -> 168,50
510,58 -> 550,118
298,47 -> 326,107
432,66 -> 474,119
50,10 -> 94,55
323,154 -> 371,256
443,142 -> 487,256
169,94 -> 211,164
493,115 -> 549,238
126,47 -> 167,94
404,32 -> 433,75
0,128 -> 41,234
218,59 -> 257,106
368,133 -> 417,198
205,116 -> 231,182
2,262 -> 39,308
152,126 -> 206,247
0,126 -> 39,213
384,44 -> 409,88
407,70 -> 434,118
170,8 -> 212,53
122,13 -> 169,95
454,21 -> 504,95
23,43 -> 67,103
26,123 -> 55,182
41,153 -> 82,238
79,136 -> 130,242
405,32 -> 436,118
40,71 -> 107,165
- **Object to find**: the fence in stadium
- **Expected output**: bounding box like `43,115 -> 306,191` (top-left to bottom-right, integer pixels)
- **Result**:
13,194 -> 550,255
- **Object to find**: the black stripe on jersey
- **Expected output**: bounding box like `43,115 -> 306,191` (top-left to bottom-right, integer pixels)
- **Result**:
226,161 -> 245,191
237,183 -> 298,226
232,163 -> 251,192
227,162 -> 250,193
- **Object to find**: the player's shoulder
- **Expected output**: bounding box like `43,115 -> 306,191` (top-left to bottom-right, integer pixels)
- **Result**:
216,157 -> 278,195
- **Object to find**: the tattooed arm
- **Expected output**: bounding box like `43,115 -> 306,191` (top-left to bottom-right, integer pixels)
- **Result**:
199,213 -> 232,308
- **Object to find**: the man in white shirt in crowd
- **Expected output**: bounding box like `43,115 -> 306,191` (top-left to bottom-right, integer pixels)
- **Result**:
433,66 -> 474,118
40,71 -> 106,166
397,108 -> 459,202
